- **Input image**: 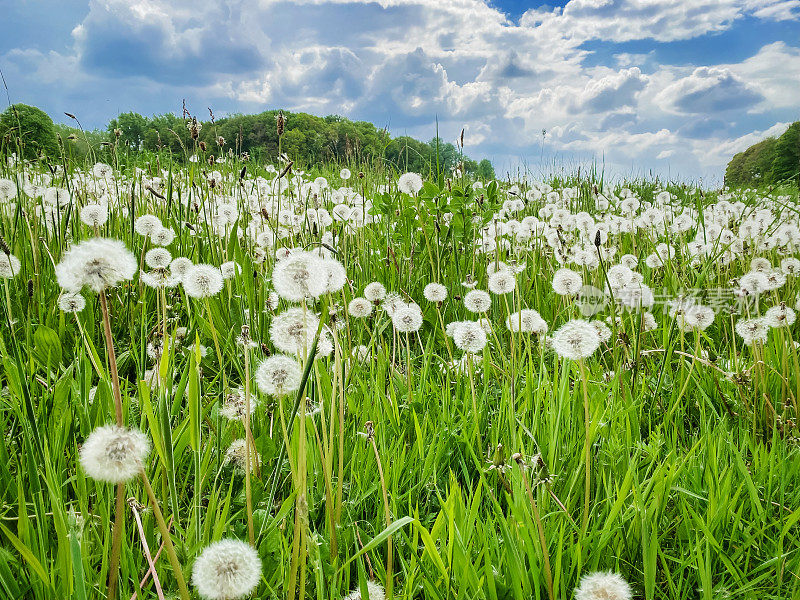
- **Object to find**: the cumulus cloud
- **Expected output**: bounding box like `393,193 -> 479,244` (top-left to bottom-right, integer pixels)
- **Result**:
655,67 -> 764,114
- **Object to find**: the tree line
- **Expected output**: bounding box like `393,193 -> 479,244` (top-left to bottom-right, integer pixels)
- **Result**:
0,103 -> 495,178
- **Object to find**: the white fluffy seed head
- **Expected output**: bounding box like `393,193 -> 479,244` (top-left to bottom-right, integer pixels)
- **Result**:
191,539 -> 262,600
59,292 -> 86,313
183,264 -> 224,298
348,297 -> 373,318
506,309 -> 548,334
223,439 -> 261,473
488,270 -> 516,295
764,304 -> 796,328
220,261 -> 240,279
150,227 -> 175,247
398,172 -> 423,195
0,254 -> 21,278
270,307 -> 320,355
321,257 -> 347,293
552,268 -> 583,296
683,304 -> 715,331
551,319 -> 601,360
391,303 -> 423,332
80,203 -> 108,227
464,290 -> 492,313
145,247 -> 172,269
272,251 -> 327,301
574,571 -> 632,600
255,354 -> 302,397
344,581 -> 386,600
170,257 -> 193,279
134,215 -> 162,236
452,321 -> 488,353
364,282 -> 387,302
55,238 -> 137,293
735,318 -> 769,346
80,425 -> 150,484
423,282 -> 448,303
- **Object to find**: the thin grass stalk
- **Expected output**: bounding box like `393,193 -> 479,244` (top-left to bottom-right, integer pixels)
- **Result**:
139,469 -> 190,600
366,422 -> 393,600
514,454 -> 554,600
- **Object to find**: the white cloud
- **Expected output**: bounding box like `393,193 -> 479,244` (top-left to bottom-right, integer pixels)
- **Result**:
748,0 -> 800,21
654,66 -> 764,114
2,0 -> 799,180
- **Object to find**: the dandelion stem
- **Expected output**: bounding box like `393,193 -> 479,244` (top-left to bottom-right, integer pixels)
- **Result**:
243,344 -> 255,547
99,291 -> 125,600
579,359 -> 591,533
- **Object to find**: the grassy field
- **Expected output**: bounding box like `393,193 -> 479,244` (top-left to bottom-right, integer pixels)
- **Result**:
0,145 -> 798,600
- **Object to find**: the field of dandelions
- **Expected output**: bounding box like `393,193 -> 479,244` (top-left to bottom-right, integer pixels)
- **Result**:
0,140 -> 799,600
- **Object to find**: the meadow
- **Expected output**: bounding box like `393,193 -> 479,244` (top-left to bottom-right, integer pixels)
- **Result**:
0,133 -> 798,600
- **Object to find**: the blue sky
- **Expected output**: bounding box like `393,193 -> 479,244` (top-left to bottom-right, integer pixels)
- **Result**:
1,0 -> 799,183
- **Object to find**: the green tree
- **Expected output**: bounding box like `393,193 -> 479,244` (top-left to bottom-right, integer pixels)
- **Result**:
108,112 -> 149,151
725,121 -> 800,187
477,158 -> 495,180
771,122 -> 800,184
0,103 -> 59,159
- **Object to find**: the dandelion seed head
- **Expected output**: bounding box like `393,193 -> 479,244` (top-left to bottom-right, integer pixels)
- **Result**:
392,302 -> 423,332
55,238 -> 137,293
255,354 -> 302,397
574,571 -> 632,600
344,581 -> 386,600
348,297 -> 373,318
151,227 -> 175,247
780,257 -> 800,275
183,264 -> 224,298
464,290 -> 491,313
80,203 -> 108,227
145,248 -> 172,269
452,321 -> 487,354
220,261 -> 240,279
764,304 -> 796,328
134,215 -> 162,236
272,251 -> 327,301
551,319 -> 601,360
220,388 -> 259,421
191,539 -> 262,600
321,257 -> 347,294
488,270 -> 516,295
735,318 -> 768,346
506,309 -> 548,334
59,291 -> 86,313
223,439 -> 261,474
80,425 -> 149,484
170,257 -> 193,279
0,254 -> 21,279
423,282 -> 448,303
552,268 -> 583,296
364,281 -> 386,302
398,172 -> 423,195
737,271 -> 769,296
270,307 -> 319,355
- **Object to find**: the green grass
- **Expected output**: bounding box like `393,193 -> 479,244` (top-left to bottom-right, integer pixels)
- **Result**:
0,147 -> 798,600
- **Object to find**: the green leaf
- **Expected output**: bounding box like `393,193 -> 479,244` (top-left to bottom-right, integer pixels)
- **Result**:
32,325 -> 62,370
